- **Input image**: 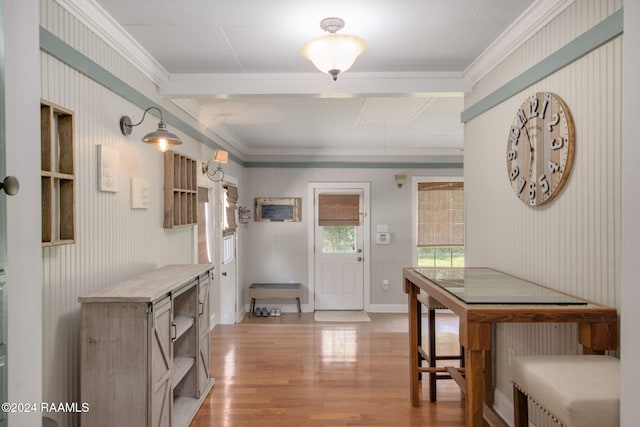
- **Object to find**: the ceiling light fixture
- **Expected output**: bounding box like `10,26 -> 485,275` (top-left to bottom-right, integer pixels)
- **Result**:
120,106 -> 182,152
301,17 -> 366,81
202,149 -> 229,182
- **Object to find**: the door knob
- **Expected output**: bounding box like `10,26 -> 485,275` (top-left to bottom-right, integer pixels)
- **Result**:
0,176 -> 19,196
222,272 -> 227,277
357,257 -> 363,262
357,249 -> 362,253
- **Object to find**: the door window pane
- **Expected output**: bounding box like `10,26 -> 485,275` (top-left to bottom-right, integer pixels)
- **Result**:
322,226 -> 356,253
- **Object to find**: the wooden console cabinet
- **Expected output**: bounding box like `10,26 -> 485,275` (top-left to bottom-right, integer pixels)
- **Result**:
79,264 -> 214,427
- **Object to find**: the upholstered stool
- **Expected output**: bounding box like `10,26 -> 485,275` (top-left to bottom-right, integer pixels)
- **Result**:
416,290 -> 464,401
511,355 -> 620,427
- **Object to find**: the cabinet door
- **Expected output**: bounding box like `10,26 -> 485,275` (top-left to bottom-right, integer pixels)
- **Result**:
198,273 -> 210,339
150,297 -> 172,427
197,273 -> 211,396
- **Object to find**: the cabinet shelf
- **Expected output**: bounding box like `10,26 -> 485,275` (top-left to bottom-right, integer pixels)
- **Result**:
173,357 -> 196,388
173,316 -> 195,341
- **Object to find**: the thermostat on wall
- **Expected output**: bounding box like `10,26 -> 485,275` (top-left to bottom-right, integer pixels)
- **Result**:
376,232 -> 390,244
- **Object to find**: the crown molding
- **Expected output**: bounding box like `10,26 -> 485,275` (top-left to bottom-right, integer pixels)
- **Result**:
243,146 -> 464,158
464,0 -> 575,85
56,0 -> 169,86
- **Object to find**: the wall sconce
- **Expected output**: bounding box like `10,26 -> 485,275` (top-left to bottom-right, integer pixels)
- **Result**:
238,207 -> 251,224
394,174 -> 406,188
202,149 -> 228,182
120,106 -> 182,152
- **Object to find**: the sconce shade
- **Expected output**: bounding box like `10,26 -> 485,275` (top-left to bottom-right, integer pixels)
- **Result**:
394,174 -> 406,188
301,17 -> 366,81
213,149 -> 229,164
202,149 -> 229,182
120,106 -> 182,152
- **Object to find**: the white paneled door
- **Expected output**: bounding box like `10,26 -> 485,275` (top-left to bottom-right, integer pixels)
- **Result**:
314,188 -> 365,310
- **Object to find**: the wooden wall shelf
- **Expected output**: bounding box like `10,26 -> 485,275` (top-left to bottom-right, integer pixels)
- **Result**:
164,150 -> 198,228
41,100 -> 75,246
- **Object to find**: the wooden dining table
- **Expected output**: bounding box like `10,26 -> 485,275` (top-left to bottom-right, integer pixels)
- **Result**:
403,267 -> 618,427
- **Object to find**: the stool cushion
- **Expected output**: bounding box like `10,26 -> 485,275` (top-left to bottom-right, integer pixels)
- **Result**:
511,355 -> 619,427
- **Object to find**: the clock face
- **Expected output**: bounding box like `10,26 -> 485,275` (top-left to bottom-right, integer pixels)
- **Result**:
506,92 -> 575,206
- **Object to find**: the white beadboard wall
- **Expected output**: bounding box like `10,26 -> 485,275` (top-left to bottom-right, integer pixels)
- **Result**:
38,1 -> 245,426
464,1 -> 622,426
243,167 -> 462,309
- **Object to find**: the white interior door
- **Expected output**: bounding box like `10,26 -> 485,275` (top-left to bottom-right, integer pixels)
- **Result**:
218,178 -> 239,324
314,189 -> 364,310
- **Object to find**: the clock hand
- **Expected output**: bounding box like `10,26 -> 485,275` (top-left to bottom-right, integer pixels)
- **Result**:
524,125 -> 535,178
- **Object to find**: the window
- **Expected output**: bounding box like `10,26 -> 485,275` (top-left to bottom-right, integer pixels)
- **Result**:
318,193 -> 361,254
417,181 -> 464,267
223,184 -> 238,236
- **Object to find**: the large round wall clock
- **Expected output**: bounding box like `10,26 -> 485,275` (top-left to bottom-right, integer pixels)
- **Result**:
506,92 -> 575,206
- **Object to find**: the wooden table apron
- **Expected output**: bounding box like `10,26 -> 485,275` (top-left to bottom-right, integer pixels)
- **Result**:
402,267 -> 618,427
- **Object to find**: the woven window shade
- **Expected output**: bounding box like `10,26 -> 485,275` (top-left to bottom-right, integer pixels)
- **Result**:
223,184 -> 238,236
417,182 -> 464,247
318,194 -> 360,226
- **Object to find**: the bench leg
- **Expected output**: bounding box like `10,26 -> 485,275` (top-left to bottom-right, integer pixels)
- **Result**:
296,297 -> 301,316
513,385 -> 529,427
250,298 -> 256,316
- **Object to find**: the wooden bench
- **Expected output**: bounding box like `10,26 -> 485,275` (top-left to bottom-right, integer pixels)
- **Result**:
511,355 -> 620,427
249,283 -> 302,316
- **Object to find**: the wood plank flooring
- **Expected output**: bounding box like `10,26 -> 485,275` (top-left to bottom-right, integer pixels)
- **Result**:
190,313 -> 465,426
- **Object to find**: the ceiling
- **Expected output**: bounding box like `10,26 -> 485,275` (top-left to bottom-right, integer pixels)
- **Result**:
90,0 -> 538,159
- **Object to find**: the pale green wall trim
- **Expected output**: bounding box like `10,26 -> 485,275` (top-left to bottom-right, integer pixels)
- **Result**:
462,8 -> 623,123
38,27 -> 245,165
39,27 -> 459,170
245,161 -> 463,169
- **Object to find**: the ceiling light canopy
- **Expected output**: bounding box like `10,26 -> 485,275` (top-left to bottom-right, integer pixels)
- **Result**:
301,17 -> 366,81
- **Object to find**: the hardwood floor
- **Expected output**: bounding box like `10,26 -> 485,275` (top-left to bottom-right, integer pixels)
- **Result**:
190,313 -> 465,426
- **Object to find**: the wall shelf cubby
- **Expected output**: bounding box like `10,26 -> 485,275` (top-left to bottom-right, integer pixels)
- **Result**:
41,100 -> 75,246
164,150 -> 198,228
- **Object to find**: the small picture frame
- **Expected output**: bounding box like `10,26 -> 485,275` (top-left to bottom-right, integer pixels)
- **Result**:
254,197 -> 301,222
97,145 -> 118,192
130,177 -> 150,209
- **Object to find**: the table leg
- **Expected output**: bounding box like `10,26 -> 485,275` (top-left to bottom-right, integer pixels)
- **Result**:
407,280 -> 420,407
465,349 -> 485,427
484,335 -> 494,406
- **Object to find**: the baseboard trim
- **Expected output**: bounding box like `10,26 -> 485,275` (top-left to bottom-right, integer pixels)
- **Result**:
367,304 -> 407,313
493,387 -> 515,427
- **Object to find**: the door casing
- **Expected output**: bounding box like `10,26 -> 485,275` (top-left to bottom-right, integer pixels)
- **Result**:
307,182 -> 371,312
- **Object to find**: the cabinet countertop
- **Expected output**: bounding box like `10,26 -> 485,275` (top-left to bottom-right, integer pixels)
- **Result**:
79,264 -> 214,303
